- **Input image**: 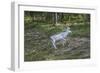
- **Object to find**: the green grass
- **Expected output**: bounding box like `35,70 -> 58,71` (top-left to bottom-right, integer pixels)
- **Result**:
70,24 -> 90,38
24,22 -> 90,61
25,22 -> 90,37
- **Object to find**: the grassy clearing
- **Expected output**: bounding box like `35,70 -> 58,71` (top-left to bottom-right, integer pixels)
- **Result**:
24,22 -> 90,61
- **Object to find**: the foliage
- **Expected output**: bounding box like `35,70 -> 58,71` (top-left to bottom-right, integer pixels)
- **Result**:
24,11 -> 90,61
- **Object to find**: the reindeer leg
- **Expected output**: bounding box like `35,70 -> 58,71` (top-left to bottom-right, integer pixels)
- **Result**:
51,40 -> 57,49
62,39 -> 66,46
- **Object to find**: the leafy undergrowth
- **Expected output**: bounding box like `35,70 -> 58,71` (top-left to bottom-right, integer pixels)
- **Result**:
24,24 -> 90,61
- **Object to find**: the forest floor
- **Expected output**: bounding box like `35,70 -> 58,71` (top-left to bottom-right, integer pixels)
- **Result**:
24,27 -> 90,61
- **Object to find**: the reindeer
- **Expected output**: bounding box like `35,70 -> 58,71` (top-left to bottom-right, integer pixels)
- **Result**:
50,27 -> 71,49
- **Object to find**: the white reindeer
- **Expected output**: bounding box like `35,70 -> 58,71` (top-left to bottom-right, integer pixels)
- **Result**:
50,27 -> 71,49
